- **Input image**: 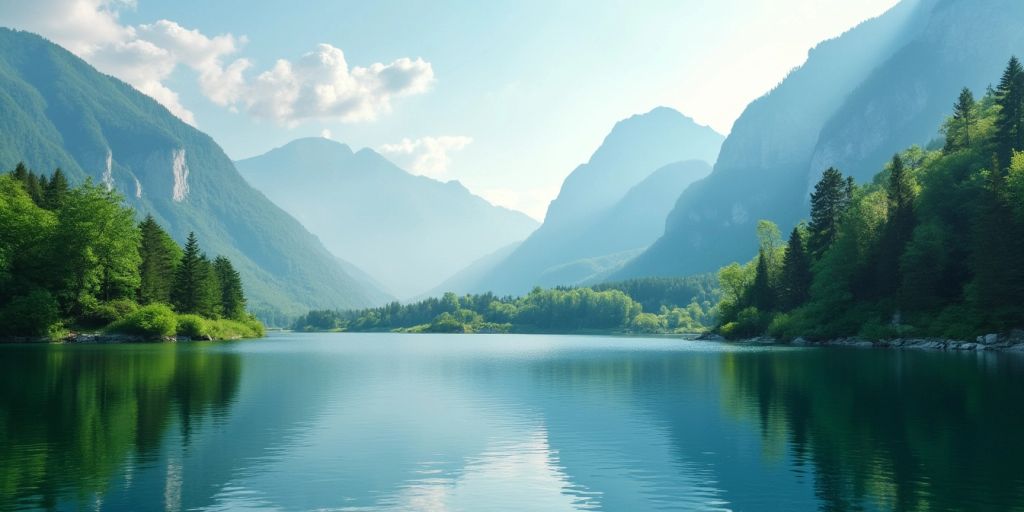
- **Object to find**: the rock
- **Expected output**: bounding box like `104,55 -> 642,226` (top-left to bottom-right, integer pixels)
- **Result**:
697,333 -> 726,342
982,333 -> 999,345
791,337 -> 810,346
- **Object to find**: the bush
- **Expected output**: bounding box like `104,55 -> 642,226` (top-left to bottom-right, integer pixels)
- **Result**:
176,314 -> 209,338
0,290 -> 61,336
630,312 -> 667,333
720,307 -> 772,339
82,298 -> 139,327
427,312 -> 467,333
204,317 -> 265,339
107,303 -> 177,338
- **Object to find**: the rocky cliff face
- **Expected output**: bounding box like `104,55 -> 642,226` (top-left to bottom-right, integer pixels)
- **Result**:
615,0 -> 1024,281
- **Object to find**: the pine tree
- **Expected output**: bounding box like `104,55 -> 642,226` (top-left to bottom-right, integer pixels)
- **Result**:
779,227 -> 812,310
138,215 -> 181,304
44,169 -> 69,210
213,256 -> 246,320
995,57 -> 1024,166
172,232 -> 204,314
874,154 -> 917,299
749,249 -> 775,311
808,167 -> 850,261
196,254 -> 222,318
945,87 -> 976,151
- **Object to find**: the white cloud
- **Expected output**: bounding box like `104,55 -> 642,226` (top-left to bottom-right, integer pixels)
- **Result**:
246,44 -> 434,125
0,0 -> 431,127
378,135 -> 472,180
320,128 -> 332,139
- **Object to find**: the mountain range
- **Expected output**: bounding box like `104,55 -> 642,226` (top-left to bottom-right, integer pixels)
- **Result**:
616,0 -> 1024,280
236,138 -> 539,298
440,107 -> 723,296
0,28 -> 389,319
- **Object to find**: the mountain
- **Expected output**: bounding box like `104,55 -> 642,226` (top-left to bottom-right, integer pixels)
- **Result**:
0,28 -> 390,319
236,138 -> 539,298
616,0 -> 1024,280
444,107 -> 723,296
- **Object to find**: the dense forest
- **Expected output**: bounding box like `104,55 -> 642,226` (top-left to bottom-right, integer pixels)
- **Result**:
717,57 -> 1024,340
0,165 -> 264,340
293,276 -> 719,334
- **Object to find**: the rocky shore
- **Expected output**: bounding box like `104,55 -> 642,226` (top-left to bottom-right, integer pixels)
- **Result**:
699,331 -> 1024,352
0,332 -> 210,344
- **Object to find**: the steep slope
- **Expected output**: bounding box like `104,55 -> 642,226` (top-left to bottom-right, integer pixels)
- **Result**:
0,29 -> 389,318
236,138 -> 539,298
446,108 -> 723,296
617,0 -> 1024,279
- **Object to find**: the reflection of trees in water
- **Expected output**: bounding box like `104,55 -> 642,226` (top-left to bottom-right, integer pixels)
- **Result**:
720,349 -> 1024,511
0,344 -> 241,510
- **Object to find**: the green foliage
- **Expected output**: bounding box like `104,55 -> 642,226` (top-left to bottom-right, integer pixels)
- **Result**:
81,298 -> 139,327
0,290 -> 60,336
138,215 -> 181,305
294,280 -> 717,335
176,314 -> 209,339
108,304 -> 177,338
714,59 -> 1024,339
0,165 -> 259,340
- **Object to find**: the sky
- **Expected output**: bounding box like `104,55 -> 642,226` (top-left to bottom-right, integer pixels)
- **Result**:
1,0 -> 900,220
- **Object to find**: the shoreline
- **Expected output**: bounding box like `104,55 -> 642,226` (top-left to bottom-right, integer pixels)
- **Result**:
708,332 -> 1024,353
0,332 -> 242,344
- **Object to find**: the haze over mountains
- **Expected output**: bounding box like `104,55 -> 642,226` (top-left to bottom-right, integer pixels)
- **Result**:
236,138 -> 539,298
0,28 -> 388,318
439,107 -> 723,296
617,0 -> 1024,280
3,0 -> 1022,318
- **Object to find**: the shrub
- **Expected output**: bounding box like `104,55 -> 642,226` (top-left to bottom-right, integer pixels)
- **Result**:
630,312 -> 667,333
176,314 -> 209,339
108,303 -> 177,338
204,317 -> 265,339
0,290 -> 61,336
82,298 -> 139,327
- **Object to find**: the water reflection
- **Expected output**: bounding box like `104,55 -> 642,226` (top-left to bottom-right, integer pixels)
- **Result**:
0,343 -> 241,511
1,335 -> 1022,511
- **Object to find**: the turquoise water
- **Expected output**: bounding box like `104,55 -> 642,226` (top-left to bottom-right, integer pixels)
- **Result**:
2,333 -> 1023,511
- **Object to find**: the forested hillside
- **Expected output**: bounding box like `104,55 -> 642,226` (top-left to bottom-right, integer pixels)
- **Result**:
716,59 -> 1024,340
0,29 -> 388,320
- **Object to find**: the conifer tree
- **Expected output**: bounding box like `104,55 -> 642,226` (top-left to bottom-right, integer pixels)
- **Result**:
874,154 -> 917,299
749,249 -> 775,311
213,256 -> 246,320
995,57 -> 1024,166
172,232 -> 205,314
44,169 -> 69,210
808,167 -> 850,261
946,87 -> 976,151
138,215 -> 181,304
779,227 -> 812,310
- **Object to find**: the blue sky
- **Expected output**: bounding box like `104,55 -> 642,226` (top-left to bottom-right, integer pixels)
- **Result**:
3,0 -> 899,219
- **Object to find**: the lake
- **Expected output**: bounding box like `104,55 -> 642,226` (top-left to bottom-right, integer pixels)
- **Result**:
1,333 -> 1023,511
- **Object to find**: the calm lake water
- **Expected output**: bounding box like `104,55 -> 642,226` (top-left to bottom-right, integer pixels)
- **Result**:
2,333 -> 1023,511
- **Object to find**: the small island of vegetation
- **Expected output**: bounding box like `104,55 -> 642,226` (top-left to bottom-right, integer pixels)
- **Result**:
293,276 -> 720,335
0,165 -> 264,342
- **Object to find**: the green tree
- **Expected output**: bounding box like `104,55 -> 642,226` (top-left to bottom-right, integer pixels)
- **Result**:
53,181 -> 141,310
749,249 -> 776,311
138,215 -> 181,304
779,226 -> 812,310
874,154 -> 917,300
945,87 -> 976,151
808,167 -> 852,261
995,56 -> 1024,166
43,168 -> 69,210
213,256 -> 246,320
172,232 -> 220,316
